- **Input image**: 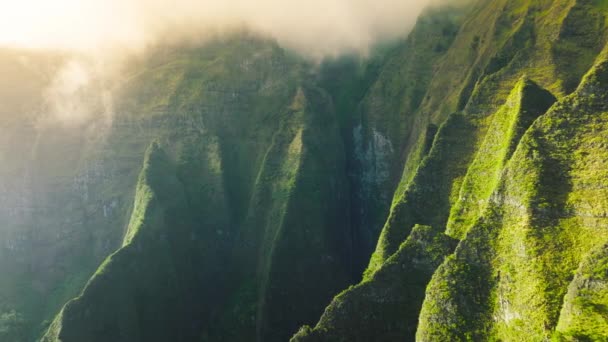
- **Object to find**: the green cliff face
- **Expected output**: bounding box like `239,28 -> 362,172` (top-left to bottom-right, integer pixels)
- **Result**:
419,44 -> 608,341
3,0 -> 608,341
33,37 -> 355,342
292,225 -> 457,342
294,0 -> 608,341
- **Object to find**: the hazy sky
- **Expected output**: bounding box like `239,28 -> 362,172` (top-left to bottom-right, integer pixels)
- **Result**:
1,0 -> 440,126
0,0 -> 435,57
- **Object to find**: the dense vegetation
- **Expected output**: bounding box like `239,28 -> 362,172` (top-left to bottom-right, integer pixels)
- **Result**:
0,0 -> 607,341
295,0 -> 608,341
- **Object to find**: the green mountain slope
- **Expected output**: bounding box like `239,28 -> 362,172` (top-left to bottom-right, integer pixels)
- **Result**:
294,0 -> 608,341
3,0 -> 608,341
419,43 -> 608,341
36,36 -> 355,342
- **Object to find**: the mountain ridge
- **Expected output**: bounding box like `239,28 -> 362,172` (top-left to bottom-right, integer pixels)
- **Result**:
1,0 -> 608,341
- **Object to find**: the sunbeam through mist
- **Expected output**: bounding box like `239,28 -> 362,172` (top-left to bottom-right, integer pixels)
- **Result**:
0,0 -> 438,57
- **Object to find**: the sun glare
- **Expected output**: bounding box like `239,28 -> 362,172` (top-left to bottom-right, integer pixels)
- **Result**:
0,0 -> 140,50
0,0 -> 425,57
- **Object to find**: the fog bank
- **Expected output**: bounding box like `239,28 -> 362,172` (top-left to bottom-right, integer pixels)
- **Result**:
0,0 -> 438,58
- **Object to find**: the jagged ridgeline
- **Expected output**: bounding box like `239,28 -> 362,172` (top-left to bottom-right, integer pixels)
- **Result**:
34,36 -> 357,342
293,0 -> 608,341
1,0 -> 608,341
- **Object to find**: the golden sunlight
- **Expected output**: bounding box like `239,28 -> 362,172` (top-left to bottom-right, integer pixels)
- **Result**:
0,0 -> 424,56
0,0 -> 140,50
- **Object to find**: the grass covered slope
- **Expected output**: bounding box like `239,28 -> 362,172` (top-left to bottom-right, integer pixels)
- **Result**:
418,43 -> 608,341
250,87 -> 353,342
43,142 -> 229,341
292,112 -> 476,341
366,0 -> 608,274
557,243 -> 608,340
295,1 -> 608,341
209,85 -> 353,342
292,225 -> 456,342
346,3 -> 472,271
552,46 -> 608,341
8,1 -> 608,341
446,77 -> 556,239
41,35 -> 355,342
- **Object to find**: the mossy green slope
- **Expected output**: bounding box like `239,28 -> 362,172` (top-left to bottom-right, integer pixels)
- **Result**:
418,43 -> 608,341
292,225 -> 456,342
43,141 -> 231,341
557,243 -> 608,340
292,112 -> 476,341
40,36 -> 355,342
206,84 -> 353,342
296,1 -> 608,341
347,3 -> 472,272
366,112 -> 478,275
446,77 -> 556,239
548,45 -> 608,341
367,0 -> 608,275
254,87 -> 352,342
7,0 -> 608,341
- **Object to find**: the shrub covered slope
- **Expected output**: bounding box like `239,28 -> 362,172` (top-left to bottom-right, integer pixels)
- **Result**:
2,0 -> 608,341
294,0 -> 608,341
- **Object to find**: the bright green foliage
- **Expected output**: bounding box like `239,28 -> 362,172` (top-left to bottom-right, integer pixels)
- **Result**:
296,1 -> 608,341
39,35 -> 355,342
42,139 -> 231,341
5,0 -> 608,341
552,45 -> 608,341
346,4 -> 472,271
367,0 -> 608,273
552,0 -> 608,93
446,77 -> 556,239
349,1 -> 481,277
392,124 -> 438,207
289,109 -> 478,342
556,243 -> 608,341
418,43 -> 608,341
366,113 -> 478,276
291,225 -> 457,342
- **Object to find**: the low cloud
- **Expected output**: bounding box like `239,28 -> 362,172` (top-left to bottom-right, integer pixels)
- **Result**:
0,0 -> 437,58
2,0 -> 444,128
39,58 -> 116,129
